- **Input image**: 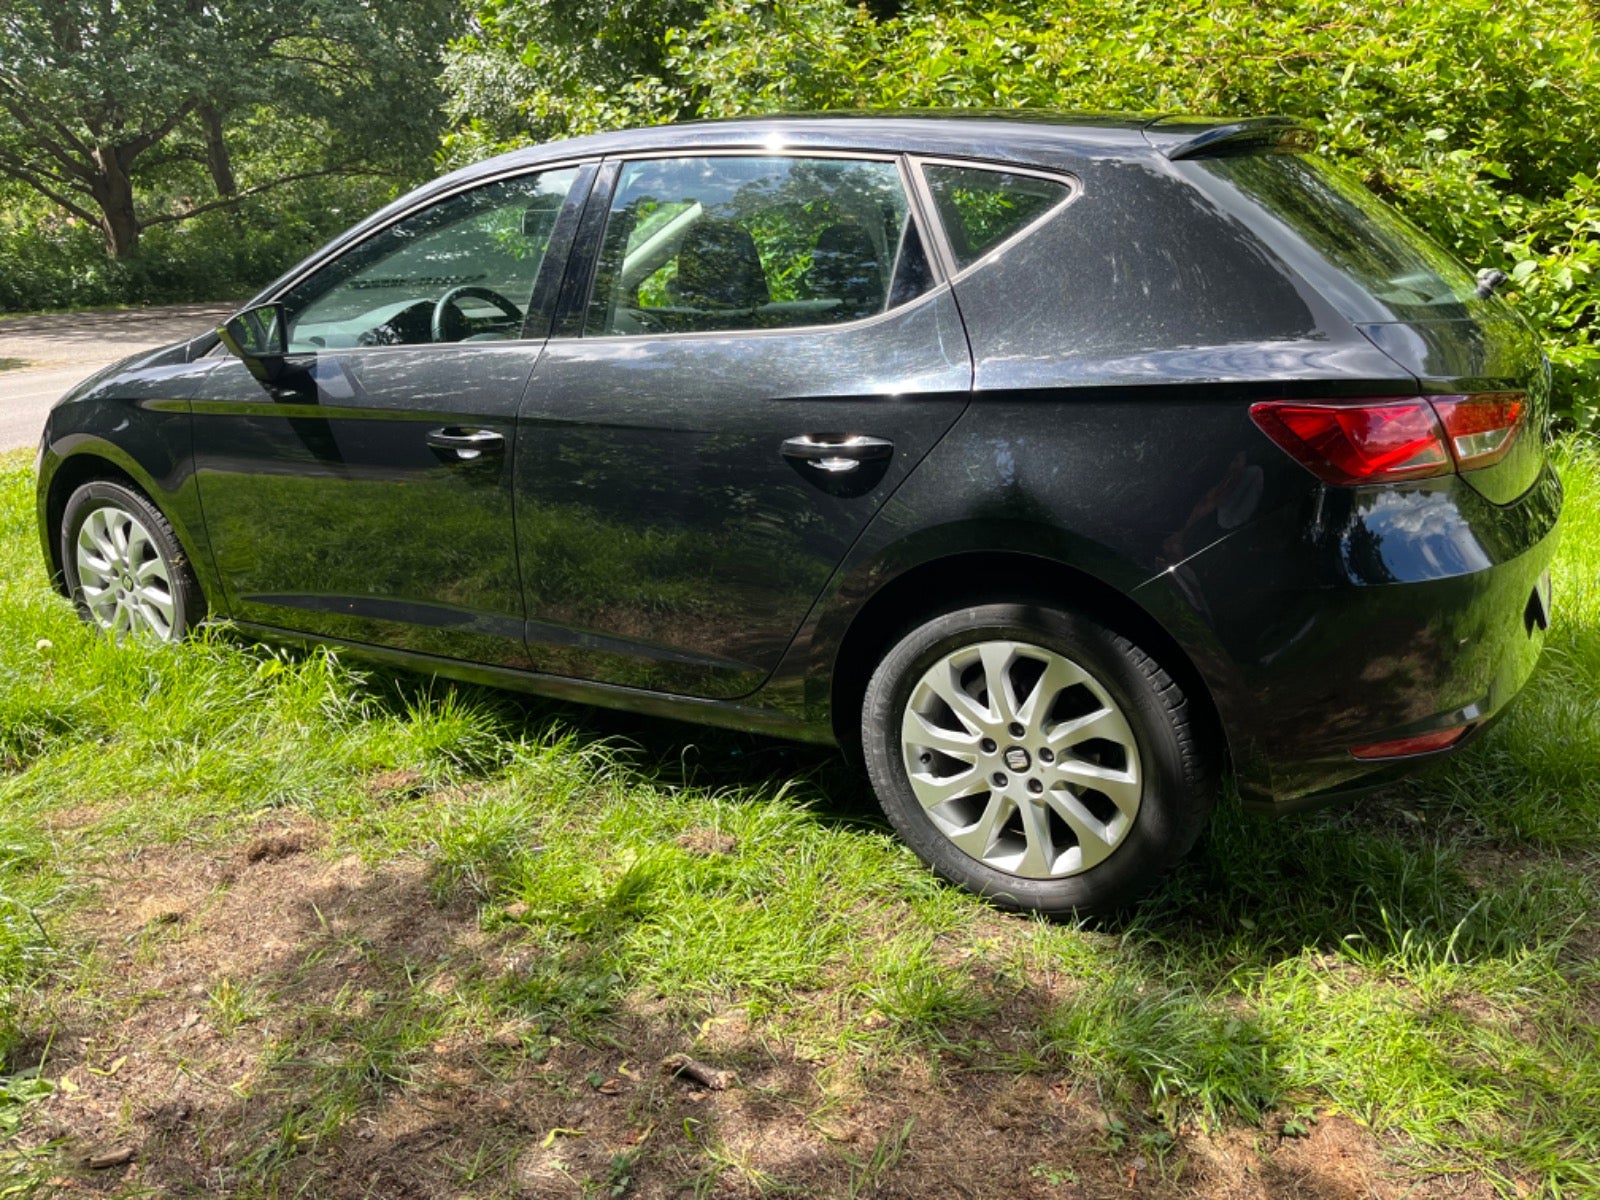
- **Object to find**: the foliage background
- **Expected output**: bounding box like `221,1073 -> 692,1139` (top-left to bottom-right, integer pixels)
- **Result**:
3,0 -> 1596,428
0,179 -> 395,314
445,0 -> 1600,429
0,0 -> 454,307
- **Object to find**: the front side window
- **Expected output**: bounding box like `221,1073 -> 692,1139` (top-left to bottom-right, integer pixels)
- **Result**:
584,155 -> 935,337
282,167 -> 581,352
921,163 -> 1074,270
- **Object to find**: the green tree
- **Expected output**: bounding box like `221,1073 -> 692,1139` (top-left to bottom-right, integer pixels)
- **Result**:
0,0 -> 459,258
440,0 -> 702,163
660,0 -> 1599,424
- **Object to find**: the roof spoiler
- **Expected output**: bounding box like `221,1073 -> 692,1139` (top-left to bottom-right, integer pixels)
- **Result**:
1146,116 -> 1316,161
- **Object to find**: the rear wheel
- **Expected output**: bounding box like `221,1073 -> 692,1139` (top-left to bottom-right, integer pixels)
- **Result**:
59,480 -> 204,644
861,602 -> 1215,915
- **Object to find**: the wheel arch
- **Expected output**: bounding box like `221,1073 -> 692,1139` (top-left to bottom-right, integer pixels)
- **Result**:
825,548 -> 1231,778
40,443 -> 213,608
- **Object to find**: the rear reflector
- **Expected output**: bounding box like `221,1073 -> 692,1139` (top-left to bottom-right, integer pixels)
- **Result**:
1350,725 -> 1472,760
1431,392 -> 1525,470
1250,393 -> 1526,485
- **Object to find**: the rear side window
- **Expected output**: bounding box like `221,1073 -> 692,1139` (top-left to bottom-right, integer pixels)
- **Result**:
584,155 -> 935,337
920,163 -> 1073,270
1190,154 -> 1479,319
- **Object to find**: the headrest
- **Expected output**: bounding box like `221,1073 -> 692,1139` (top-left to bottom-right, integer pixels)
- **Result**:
669,219 -> 770,309
811,223 -> 883,316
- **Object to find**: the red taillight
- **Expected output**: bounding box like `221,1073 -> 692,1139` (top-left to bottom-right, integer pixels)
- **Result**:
1250,400 -> 1450,484
1250,393 -> 1526,485
1350,725 -> 1473,760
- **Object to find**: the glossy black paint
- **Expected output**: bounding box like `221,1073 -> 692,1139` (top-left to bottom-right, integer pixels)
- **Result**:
36,112 -> 1562,810
186,345 -> 541,667
514,287 -> 971,698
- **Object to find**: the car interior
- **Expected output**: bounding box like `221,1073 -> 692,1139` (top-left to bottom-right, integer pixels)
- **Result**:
278,158 -> 942,353
590,164 -> 932,336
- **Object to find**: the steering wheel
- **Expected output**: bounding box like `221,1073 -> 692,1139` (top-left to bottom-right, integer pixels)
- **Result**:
431,285 -> 523,343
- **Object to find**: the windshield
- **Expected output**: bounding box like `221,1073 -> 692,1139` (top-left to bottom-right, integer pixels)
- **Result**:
1188,153 -> 1481,321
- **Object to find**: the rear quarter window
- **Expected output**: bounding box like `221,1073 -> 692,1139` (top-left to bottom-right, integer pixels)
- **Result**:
920,163 -> 1074,270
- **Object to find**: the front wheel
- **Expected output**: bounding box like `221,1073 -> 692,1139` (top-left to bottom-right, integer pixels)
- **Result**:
59,480 -> 204,644
861,602 -> 1216,915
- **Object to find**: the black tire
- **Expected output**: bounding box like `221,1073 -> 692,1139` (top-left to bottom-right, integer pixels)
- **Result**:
59,480 -> 205,642
861,601 -> 1216,916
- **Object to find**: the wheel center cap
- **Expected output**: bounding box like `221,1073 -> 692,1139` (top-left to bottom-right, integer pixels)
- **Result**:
1004,746 -> 1031,773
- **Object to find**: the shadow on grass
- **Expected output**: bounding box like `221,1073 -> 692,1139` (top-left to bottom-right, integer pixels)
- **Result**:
15,633 -> 1587,1195
351,648 -> 1580,960
25,826 -> 1388,1199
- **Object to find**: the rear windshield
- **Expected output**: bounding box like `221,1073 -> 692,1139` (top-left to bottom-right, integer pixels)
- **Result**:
1188,153 -> 1480,321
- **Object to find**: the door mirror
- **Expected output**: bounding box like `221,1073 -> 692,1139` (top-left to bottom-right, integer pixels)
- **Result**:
217,302 -> 297,382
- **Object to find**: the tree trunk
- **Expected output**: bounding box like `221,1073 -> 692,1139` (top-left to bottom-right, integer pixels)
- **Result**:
198,103 -> 236,197
89,145 -> 141,258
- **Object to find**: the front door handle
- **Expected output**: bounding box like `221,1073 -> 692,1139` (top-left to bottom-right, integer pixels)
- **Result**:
427,427 -> 504,460
781,434 -> 894,474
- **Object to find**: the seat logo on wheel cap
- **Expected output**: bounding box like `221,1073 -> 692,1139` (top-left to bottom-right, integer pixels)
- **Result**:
1004,746 -> 1032,772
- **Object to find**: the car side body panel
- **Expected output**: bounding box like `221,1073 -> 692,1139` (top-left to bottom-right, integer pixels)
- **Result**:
514,285 -> 973,700
185,345 -> 544,669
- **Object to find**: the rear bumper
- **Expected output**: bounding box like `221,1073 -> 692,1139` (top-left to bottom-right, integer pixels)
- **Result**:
1143,459 -> 1563,808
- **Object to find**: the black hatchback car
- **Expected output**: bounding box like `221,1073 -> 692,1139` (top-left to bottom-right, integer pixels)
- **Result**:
36,113 -> 1561,913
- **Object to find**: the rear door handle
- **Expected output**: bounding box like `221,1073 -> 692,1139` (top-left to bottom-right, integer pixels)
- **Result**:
426,427 -> 504,460
781,434 -> 894,474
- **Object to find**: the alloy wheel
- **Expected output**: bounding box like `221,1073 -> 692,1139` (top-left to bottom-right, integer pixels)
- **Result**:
74,505 -> 178,643
899,639 -> 1143,878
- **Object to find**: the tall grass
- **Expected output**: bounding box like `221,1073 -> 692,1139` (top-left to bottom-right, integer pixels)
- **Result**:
0,444 -> 1597,1195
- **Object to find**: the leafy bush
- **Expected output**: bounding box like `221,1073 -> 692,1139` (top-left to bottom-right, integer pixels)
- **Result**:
452,0 -> 1600,428
0,177 -> 401,313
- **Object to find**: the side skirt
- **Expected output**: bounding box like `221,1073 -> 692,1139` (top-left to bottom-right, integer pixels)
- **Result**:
232,621 -> 833,745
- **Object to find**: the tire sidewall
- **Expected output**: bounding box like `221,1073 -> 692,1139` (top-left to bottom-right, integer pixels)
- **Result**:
861,602 -> 1208,915
60,481 -> 199,641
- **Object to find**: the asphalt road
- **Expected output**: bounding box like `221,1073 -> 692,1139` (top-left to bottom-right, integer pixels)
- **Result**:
0,303 -> 236,453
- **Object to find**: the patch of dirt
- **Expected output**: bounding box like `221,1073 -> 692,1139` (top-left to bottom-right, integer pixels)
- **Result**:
676,827 -> 737,857
1194,1117 -> 1427,1200
367,768 -> 428,800
43,804 -> 103,831
8,821 -> 1480,1199
242,829 -> 317,864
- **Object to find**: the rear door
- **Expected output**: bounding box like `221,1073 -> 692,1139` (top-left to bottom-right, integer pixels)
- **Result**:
513,151 -> 972,698
191,163 -> 592,668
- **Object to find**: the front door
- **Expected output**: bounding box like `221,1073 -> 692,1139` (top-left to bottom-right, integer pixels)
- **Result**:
191,164 -> 589,668
515,152 -> 972,698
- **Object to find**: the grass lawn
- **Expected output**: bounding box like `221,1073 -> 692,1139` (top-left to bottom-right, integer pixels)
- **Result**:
0,442 -> 1596,1198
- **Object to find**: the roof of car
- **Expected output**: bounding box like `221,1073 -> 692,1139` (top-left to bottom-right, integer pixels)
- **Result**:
433,111 -> 1300,193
